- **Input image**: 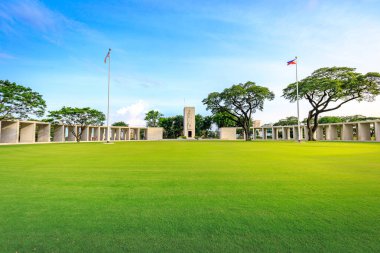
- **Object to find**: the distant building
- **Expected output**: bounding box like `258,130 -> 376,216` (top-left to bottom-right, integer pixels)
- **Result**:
252,120 -> 261,128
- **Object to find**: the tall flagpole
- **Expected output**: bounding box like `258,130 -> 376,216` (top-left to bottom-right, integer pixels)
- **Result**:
295,56 -> 301,142
107,48 -> 111,143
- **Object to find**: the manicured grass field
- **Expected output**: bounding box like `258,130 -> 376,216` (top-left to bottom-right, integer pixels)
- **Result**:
0,141 -> 380,252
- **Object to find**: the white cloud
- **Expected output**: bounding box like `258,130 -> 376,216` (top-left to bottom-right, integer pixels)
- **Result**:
0,0 -> 108,46
115,100 -> 150,126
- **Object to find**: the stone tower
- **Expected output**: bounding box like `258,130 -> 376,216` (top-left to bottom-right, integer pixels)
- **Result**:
183,107 -> 195,139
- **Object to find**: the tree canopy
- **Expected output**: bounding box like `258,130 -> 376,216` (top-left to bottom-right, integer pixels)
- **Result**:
158,115 -> 183,139
195,114 -> 213,138
273,116 -> 298,126
0,80 -> 46,120
47,107 -> 105,142
145,110 -> 163,127
203,81 -> 274,141
318,115 -> 380,124
112,121 -> 128,126
283,67 -> 380,140
212,111 -> 237,128
318,116 -> 344,124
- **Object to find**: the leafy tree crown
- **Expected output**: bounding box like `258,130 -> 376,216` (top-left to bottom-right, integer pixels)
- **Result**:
0,80 -> 46,120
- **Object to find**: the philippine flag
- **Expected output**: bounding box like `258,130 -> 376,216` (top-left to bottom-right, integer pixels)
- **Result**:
287,58 -> 297,65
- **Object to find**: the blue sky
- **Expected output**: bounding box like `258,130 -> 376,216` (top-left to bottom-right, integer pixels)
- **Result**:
1,0 -> 380,126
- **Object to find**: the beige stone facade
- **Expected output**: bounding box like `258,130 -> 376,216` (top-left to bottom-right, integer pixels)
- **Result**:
252,120 -> 261,128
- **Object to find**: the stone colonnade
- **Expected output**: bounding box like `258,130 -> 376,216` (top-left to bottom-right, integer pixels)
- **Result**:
220,120 -> 380,142
0,120 -> 163,144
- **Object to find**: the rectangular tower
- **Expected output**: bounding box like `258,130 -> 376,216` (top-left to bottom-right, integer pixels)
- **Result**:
183,107 -> 195,139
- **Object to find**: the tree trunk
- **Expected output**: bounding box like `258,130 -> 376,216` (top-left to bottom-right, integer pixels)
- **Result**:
74,127 -> 83,143
306,110 -> 321,141
306,112 -> 314,141
243,121 -> 251,141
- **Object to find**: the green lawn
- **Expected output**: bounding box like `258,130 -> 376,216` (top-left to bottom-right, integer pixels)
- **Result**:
0,141 -> 379,252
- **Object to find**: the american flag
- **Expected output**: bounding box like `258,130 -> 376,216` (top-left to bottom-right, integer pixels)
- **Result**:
104,48 -> 111,63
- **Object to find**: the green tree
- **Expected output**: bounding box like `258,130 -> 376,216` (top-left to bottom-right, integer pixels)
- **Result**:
47,107 -> 105,142
273,116 -> 298,126
212,111 -> 237,128
341,115 -> 380,122
144,110 -> 163,127
195,114 -> 213,138
158,115 -> 183,139
112,121 -> 128,126
318,116 -> 344,124
342,115 -> 366,122
283,67 -> 380,141
203,81 -> 274,141
158,117 -> 172,139
0,80 -> 46,120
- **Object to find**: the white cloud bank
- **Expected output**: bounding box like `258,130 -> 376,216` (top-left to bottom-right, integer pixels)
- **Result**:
115,100 -> 150,126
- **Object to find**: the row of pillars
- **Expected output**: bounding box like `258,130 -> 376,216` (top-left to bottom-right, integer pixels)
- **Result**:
52,125 -> 144,142
310,122 -> 380,141
0,121 -> 50,144
0,120 -> 147,144
224,121 -> 380,141
269,122 -> 380,141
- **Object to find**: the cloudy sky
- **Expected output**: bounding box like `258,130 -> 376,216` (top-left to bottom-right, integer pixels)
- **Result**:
1,0 -> 380,126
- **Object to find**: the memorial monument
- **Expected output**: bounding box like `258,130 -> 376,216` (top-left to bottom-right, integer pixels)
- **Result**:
183,107 -> 195,139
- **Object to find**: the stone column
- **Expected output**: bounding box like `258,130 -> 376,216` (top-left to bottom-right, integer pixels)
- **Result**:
125,128 -> 130,140
137,128 -> 141,140
342,124 -> 353,141
326,125 -> 338,140
53,125 -> 64,142
293,126 -> 300,140
287,128 -> 291,140
110,128 -> 115,140
80,126 -> 89,141
119,129 -> 124,140
304,126 -> 309,141
19,122 -> 36,143
375,122 -> 380,142
358,123 -> 371,141
37,124 -> 50,142
316,126 -> 324,140
0,121 -> 19,143
94,127 -> 100,141
67,126 -> 77,141
87,127 -> 93,141
272,128 -> 277,140
109,128 -> 114,140
99,128 -> 105,141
